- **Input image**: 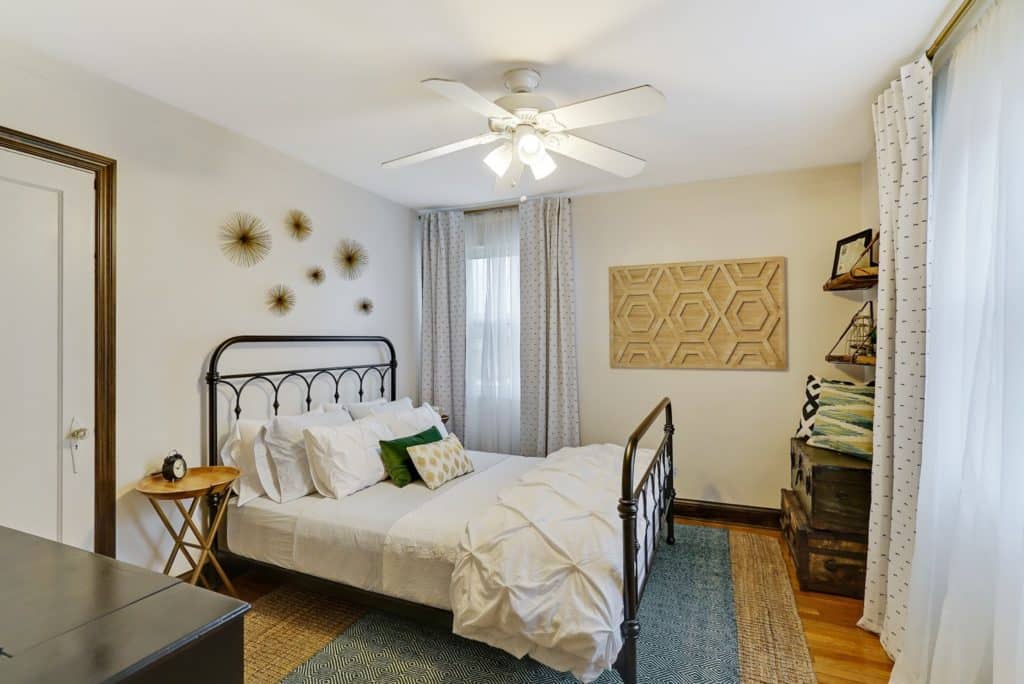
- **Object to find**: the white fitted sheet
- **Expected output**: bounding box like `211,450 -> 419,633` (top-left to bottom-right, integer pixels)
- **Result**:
226,450 -> 538,609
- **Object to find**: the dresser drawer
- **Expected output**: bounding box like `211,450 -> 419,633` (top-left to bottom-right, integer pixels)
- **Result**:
781,488 -> 867,599
790,438 -> 871,534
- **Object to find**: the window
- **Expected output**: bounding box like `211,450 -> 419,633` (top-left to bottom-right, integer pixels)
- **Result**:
463,207 -> 520,453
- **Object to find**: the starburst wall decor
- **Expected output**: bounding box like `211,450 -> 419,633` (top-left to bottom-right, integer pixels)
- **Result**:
217,209 -> 375,316
266,284 -> 296,316
336,239 -> 368,280
220,212 -> 271,267
307,266 -> 326,285
286,209 -> 313,241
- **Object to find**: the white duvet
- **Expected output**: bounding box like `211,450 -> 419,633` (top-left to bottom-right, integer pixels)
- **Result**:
451,443 -> 655,682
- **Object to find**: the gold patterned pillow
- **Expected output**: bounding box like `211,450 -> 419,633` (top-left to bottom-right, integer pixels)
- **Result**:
407,434 -> 474,490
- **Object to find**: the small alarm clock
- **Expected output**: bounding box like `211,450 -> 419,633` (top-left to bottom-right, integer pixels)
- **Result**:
161,451 -> 188,482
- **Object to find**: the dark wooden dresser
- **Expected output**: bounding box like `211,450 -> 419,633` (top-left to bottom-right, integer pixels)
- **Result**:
781,438 -> 870,598
0,525 -> 249,683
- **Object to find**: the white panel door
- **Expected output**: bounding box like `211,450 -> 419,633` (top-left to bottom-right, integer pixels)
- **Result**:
0,148 -> 95,550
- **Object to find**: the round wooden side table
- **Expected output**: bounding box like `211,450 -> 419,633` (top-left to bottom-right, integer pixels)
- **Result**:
136,465 -> 240,596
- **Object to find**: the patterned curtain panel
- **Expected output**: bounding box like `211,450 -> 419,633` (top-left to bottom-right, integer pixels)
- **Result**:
857,55 -> 931,659
519,197 -> 580,457
420,210 -> 467,440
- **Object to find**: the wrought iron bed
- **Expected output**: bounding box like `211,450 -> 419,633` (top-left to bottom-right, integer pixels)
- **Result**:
205,335 -> 675,684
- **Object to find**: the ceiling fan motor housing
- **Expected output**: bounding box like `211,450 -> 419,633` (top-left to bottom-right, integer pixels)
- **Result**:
493,68 -> 555,123
503,68 -> 541,93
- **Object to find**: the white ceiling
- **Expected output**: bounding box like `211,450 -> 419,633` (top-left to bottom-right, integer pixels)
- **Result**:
0,1 -> 951,209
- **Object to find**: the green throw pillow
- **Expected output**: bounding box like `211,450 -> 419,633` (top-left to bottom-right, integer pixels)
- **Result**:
379,427 -> 443,487
807,381 -> 875,460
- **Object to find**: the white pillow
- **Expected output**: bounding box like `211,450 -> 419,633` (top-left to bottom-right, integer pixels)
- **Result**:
315,402 -> 353,415
302,417 -> 395,499
258,410 -> 354,503
375,405 -> 448,439
219,419 -> 267,506
346,396 -> 413,420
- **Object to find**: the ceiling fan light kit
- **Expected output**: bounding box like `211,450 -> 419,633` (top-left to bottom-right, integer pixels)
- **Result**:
382,67 -> 665,190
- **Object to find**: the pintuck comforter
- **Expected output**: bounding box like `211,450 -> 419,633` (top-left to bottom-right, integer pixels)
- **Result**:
450,443 -> 656,682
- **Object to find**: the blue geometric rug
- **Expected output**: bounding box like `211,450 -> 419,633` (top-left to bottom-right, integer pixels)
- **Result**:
283,525 -> 737,683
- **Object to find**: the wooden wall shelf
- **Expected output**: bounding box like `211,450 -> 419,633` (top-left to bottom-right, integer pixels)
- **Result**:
826,353 -> 876,367
823,267 -> 878,291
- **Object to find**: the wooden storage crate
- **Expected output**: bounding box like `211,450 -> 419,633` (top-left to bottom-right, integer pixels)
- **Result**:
781,488 -> 867,598
790,437 -> 871,534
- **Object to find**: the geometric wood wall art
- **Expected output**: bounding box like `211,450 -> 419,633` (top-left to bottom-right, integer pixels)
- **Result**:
609,257 -> 787,370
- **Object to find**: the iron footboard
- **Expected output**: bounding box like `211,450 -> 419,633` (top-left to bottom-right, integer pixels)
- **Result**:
615,397 -> 675,684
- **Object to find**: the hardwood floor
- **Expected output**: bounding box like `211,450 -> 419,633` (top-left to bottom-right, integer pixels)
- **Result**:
224,519 -> 893,683
682,518 -> 892,684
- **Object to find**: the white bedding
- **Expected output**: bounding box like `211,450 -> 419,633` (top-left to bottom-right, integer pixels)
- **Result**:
227,450 -> 537,609
228,442 -> 660,681
450,443 -> 656,682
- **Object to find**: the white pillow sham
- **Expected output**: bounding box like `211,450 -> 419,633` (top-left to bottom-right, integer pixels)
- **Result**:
375,405 -> 448,439
257,410 -> 354,503
316,402 -> 356,415
346,396 -> 413,420
302,417 -> 395,499
219,418 -> 267,506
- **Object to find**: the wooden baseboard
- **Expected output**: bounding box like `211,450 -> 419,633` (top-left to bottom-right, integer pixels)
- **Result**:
672,498 -> 781,530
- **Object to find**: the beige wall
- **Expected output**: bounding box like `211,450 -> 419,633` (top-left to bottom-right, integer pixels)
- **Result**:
0,42 -> 418,569
574,165 -> 864,508
861,154 -> 880,230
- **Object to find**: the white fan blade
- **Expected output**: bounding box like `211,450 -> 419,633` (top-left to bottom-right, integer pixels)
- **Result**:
422,79 -> 513,120
538,85 -> 665,131
548,134 -> 646,177
494,156 -> 524,193
382,132 -> 502,168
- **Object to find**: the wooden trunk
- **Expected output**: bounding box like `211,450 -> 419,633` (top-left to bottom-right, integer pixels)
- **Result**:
781,488 -> 867,599
790,438 -> 871,534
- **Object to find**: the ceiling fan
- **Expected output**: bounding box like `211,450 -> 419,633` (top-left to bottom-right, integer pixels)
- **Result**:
382,68 -> 665,190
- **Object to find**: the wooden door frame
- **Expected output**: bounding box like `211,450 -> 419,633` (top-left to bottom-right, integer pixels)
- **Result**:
0,126 -> 117,557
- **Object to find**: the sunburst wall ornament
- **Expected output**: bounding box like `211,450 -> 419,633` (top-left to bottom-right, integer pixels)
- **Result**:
286,209 -> 313,241
266,284 -> 296,316
307,266 -> 326,285
356,297 -> 374,315
336,239 -> 368,280
220,212 -> 272,267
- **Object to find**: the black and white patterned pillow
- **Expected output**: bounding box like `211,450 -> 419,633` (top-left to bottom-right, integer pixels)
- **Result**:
796,375 -> 823,438
796,375 -> 862,438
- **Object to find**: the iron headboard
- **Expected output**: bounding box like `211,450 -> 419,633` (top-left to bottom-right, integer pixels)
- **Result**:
205,335 -> 397,466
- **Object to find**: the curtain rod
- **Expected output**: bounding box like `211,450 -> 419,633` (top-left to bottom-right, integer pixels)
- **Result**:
464,202 -> 519,215
418,192 -> 570,216
927,0 -> 976,60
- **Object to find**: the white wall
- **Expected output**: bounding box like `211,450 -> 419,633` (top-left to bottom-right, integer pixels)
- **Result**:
0,42 -> 417,569
573,165 -> 864,508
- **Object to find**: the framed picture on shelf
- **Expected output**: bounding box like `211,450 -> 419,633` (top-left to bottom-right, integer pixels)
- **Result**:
830,229 -> 874,279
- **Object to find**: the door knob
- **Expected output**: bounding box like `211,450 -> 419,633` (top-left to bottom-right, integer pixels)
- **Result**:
66,419 -> 89,474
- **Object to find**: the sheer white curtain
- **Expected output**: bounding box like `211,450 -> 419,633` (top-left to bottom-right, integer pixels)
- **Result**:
464,208 -> 520,453
892,2 -> 1024,682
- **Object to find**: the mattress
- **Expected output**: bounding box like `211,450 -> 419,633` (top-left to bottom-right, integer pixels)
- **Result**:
226,450 -> 538,609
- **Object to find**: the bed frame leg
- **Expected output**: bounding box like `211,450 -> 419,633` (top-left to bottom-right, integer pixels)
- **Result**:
665,421 -> 676,546
617,623 -> 638,684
